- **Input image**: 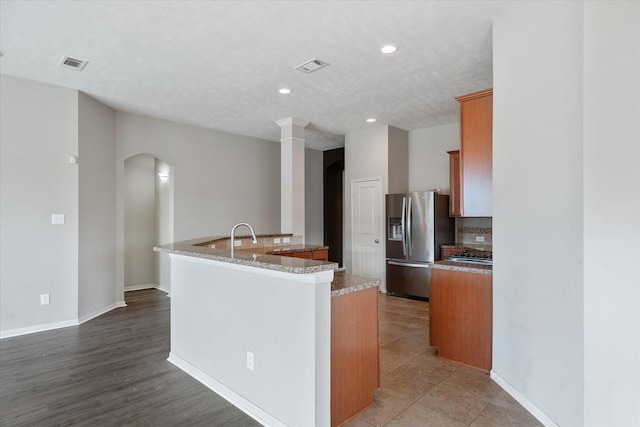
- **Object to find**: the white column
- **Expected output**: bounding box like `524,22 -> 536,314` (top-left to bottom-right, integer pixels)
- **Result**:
277,117 -> 309,240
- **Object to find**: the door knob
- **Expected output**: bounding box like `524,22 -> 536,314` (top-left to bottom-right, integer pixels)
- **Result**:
375,239 -> 380,243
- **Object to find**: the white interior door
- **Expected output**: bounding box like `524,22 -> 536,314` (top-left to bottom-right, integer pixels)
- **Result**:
352,178 -> 383,279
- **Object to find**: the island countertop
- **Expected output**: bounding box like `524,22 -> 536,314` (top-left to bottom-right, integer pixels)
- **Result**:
331,270 -> 380,297
155,236 -> 380,297
155,236 -> 337,274
430,260 -> 493,275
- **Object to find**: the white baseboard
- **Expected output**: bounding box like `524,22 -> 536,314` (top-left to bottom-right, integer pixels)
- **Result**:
124,283 -> 159,292
1,301 -> 127,340
78,301 -> 127,324
124,284 -> 170,296
168,352 -> 285,427
490,370 -> 559,427
0,318 -> 79,339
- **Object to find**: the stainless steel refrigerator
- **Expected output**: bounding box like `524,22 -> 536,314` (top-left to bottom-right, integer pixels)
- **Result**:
385,191 -> 454,299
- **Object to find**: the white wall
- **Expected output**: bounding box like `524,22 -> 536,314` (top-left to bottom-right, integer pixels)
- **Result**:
124,154 -> 157,288
169,256 -> 331,426
344,126 -> 389,276
305,148 -> 324,245
492,2 -> 640,426
116,112 -> 281,298
408,122 -> 459,192
0,75 -> 80,335
387,126 -> 408,194
344,125 -> 408,290
78,92 -> 118,320
583,2 -> 640,426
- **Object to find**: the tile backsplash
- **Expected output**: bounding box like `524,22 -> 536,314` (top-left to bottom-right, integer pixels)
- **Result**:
455,217 -> 493,245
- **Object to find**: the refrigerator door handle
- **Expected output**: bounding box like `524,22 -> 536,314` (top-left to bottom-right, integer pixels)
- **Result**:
387,260 -> 431,268
401,196 -> 407,256
407,196 -> 413,256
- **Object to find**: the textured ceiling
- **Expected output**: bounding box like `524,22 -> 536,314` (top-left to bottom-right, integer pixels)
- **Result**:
0,1 -> 512,150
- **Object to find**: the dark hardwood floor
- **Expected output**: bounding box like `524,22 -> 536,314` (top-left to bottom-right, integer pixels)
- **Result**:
0,289 -> 260,426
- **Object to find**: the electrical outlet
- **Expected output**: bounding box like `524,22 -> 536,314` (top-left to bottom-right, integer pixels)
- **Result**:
40,294 -> 50,305
246,351 -> 254,371
274,238 -> 281,244
234,240 -> 242,246
283,237 -> 290,243
51,214 -> 65,225
475,236 -> 485,242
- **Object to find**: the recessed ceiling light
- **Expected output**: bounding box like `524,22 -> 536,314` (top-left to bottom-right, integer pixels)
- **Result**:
366,118 -> 376,123
381,45 -> 397,54
279,88 -> 291,94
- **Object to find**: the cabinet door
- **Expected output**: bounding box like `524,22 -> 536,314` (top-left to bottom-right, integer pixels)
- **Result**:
448,150 -> 461,217
457,89 -> 493,217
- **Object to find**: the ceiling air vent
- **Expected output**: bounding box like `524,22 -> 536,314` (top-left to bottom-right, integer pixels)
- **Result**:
59,56 -> 88,71
294,58 -> 329,73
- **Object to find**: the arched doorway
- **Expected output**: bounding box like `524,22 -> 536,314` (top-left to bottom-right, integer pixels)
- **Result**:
124,154 -> 173,292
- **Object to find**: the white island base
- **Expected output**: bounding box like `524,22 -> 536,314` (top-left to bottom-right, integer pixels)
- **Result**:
167,253 -> 333,427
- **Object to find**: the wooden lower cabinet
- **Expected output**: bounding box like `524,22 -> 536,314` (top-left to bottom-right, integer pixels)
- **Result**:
331,287 -> 379,426
287,251 -> 312,259
280,249 -> 328,261
312,249 -> 329,261
430,268 -> 492,371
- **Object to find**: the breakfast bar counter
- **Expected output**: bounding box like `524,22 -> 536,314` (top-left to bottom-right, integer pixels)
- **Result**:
155,236 -> 379,427
155,235 -> 335,274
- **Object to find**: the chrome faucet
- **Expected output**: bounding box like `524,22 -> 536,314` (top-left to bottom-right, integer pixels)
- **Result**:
230,222 -> 258,257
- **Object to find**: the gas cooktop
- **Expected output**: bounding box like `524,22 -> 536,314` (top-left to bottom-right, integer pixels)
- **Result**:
445,251 -> 493,265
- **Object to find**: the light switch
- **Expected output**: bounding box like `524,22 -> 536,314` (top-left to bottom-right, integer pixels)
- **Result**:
51,214 -> 65,225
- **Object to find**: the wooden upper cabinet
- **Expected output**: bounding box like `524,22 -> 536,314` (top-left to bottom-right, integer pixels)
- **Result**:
447,150 -> 461,217
456,89 -> 493,217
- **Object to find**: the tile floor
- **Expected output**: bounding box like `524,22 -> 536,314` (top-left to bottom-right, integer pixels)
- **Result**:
344,294 -> 542,427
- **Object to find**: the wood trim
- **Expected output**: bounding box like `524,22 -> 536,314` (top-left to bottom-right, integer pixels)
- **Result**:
455,88 -> 493,102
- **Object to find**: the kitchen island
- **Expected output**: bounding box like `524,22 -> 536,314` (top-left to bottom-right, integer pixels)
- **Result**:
155,236 -> 379,427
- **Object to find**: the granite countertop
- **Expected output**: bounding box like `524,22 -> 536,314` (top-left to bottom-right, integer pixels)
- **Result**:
265,244 -> 328,255
431,260 -> 493,275
155,236 -> 336,274
331,270 -> 380,297
155,236 -> 379,295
